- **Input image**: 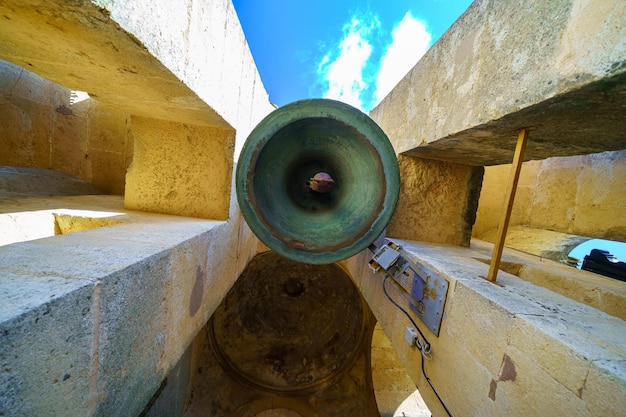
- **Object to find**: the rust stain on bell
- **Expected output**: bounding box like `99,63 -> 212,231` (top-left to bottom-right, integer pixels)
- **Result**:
309,172 -> 335,193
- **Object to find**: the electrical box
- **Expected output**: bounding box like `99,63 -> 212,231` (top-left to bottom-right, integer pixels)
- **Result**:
370,240 -> 449,336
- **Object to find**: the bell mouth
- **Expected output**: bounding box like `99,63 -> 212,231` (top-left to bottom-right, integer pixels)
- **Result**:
236,99 -> 400,264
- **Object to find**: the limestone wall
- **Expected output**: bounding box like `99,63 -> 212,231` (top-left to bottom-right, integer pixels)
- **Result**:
0,1 -> 273,416
2,0 -> 625,416
475,150 -> 626,243
0,0 -> 274,219
384,155 -> 483,247
370,0 -> 626,166
344,241 -> 626,417
0,60 -> 132,195
365,0 -> 626,415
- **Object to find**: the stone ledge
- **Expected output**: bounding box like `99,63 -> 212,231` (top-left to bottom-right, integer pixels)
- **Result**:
0,195 -> 253,416
370,0 -> 626,165
349,238 -> 626,416
0,0 -> 229,128
470,238 -> 626,321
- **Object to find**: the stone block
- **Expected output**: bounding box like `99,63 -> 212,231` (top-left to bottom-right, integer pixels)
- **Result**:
88,148 -> 128,196
95,251 -> 170,416
476,150 -> 626,250
370,0 -> 626,165
478,226 -> 588,263
514,252 -> 626,320
530,159 -> 584,233
160,224 -> 239,367
386,155 -> 483,246
508,314 -> 590,396
428,330 -> 496,416
0,59 -> 56,106
0,196 -> 243,416
96,0 -> 255,129
581,359 -> 626,416
474,159 -> 540,238
125,116 -> 235,220
572,150 -> 626,240
0,271 -> 95,417
0,97 -> 52,168
0,1 -> 229,128
50,105 -> 91,180
1,60 -> 131,193
88,101 -> 129,153
493,343 -> 591,417
0,196 -> 242,417
444,280 -> 515,376
350,239 -> 626,417
0,232 -> 165,281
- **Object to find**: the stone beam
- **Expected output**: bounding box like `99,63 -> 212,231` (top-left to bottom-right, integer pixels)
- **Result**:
386,155 -> 483,246
0,0 -> 227,128
371,0 -> 626,166
0,194 -> 259,416
0,0 -> 274,218
345,240 -> 626,417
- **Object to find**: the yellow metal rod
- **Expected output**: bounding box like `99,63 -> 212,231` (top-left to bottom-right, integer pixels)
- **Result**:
487,128 -> 529,283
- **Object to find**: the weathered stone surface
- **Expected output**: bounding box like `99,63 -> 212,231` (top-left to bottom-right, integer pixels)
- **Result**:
345,239 -> 626,417
0,272 -> 95,417
2,1 -> 624,416
0,193 -> 259,416
0,60 -> 132,195
470,238 -> 626,321
0,0 -> 274,212
478,225 -> 589,262
0,0 -> 227,128
473,160 -> 540,238
125,117 -> 235,219
0,165 -> 105,199
386,155 -> 483,246
371,324 -> 430,417
476,150 -> 626,242
95,251 -> 171,417
370,0 -> 626,166
87,101 -> 133,195
184,252 -> 379,417
582,359 -> 626,417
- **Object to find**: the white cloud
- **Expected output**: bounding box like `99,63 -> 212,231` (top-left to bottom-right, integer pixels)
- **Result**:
315,11 -> 432,112
316,16 -> 379,110
374,12 -> 432,106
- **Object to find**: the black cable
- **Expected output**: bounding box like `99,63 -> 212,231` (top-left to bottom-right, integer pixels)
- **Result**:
382,275 -> 454,417
382,275 -> 431,351
419,348 -> 455,417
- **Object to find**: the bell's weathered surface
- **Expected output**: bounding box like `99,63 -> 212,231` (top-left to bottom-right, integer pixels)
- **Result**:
236,99 -> 400,264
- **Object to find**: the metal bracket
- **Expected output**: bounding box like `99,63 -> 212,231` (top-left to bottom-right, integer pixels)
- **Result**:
369,240 -> 449,336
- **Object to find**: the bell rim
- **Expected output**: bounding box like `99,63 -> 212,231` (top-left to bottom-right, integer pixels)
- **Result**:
236,98 -> 400,264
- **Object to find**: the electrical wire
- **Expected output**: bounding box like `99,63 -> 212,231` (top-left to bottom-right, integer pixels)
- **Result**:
382,274 -> 431,351
382,275 -> 454,417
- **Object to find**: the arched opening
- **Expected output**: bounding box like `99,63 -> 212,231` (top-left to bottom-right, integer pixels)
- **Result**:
569,238 -> 626,281
185,251 -> 379,417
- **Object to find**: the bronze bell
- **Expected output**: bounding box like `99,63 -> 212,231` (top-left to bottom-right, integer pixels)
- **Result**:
235,98 -> 400,264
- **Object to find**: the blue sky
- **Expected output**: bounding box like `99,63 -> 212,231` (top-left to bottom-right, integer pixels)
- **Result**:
232,0 -> 473,112
569,239 -> 626,268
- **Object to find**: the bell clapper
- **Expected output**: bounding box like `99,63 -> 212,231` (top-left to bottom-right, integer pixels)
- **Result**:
308,172 -> 335,193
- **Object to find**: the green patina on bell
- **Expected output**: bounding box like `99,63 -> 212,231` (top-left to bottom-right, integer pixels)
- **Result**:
236,98 -> 400,264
